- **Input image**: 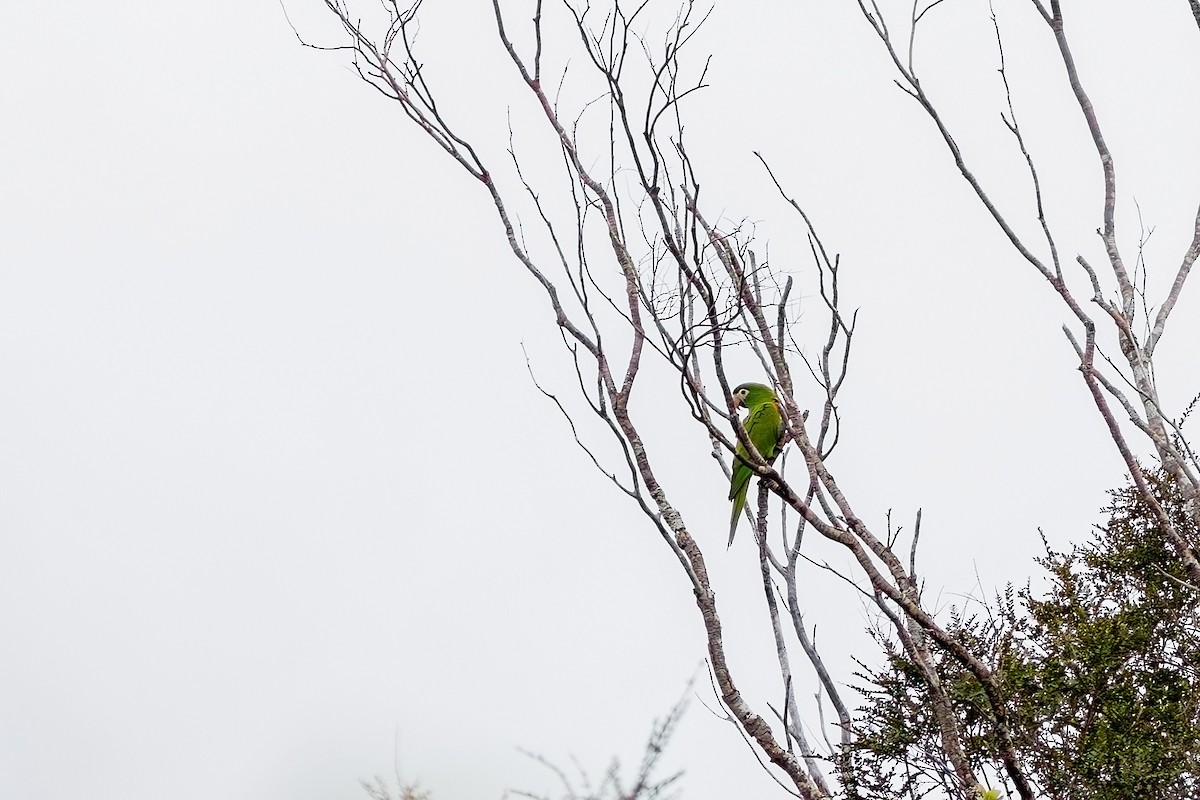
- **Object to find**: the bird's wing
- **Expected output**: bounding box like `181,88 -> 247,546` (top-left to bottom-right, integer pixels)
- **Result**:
747,400 -> 783,460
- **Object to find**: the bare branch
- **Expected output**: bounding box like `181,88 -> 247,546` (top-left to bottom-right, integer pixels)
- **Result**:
1146,201 -> 1200,354
1045,1 -> 1133,314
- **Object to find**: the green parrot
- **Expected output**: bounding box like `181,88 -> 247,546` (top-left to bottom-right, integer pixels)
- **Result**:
727,382 -> 784,545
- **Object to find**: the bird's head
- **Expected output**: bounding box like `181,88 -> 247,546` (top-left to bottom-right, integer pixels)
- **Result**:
730,382 -> 776,409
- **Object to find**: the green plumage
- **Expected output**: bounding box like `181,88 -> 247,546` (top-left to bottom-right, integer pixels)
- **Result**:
727,382 -> 784,545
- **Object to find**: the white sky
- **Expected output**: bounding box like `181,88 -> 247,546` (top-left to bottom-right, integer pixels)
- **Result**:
3,2 -> 1197,799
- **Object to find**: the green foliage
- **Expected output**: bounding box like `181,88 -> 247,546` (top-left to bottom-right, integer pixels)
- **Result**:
847,473 -> 1200,800
1011,474 -> 1200,799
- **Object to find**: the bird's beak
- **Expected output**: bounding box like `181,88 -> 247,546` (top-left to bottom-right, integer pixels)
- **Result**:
730,395 -> 743,410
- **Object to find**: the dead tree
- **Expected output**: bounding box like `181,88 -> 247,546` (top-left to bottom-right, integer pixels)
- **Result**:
297,1 -> 1198,798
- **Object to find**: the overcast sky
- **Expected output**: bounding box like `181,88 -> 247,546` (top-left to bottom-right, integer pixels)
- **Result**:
3,2 -> 1198,799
